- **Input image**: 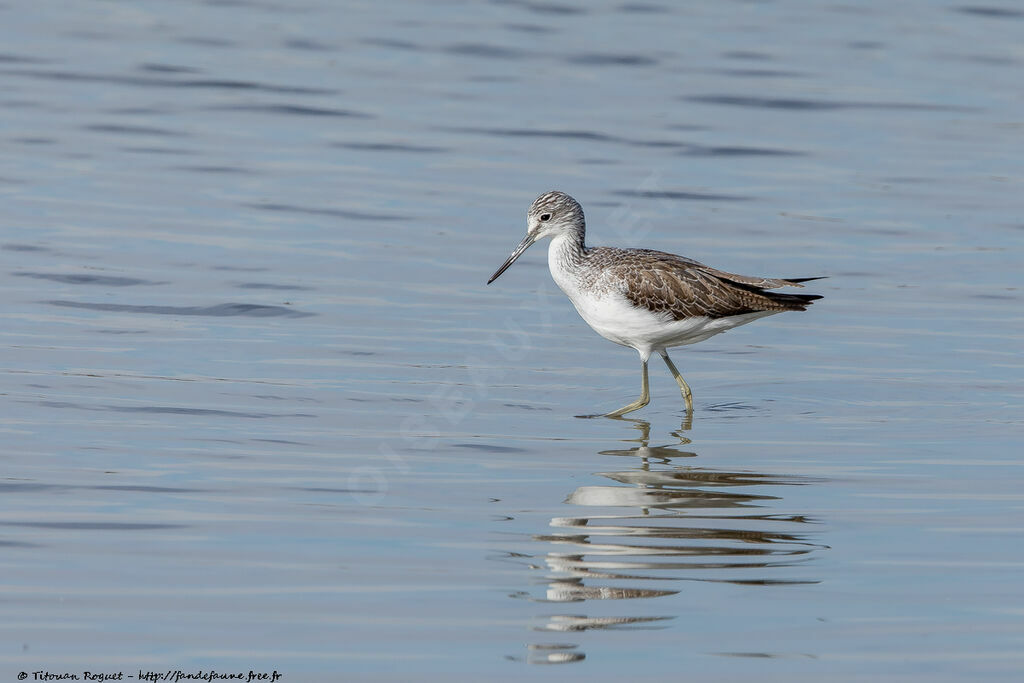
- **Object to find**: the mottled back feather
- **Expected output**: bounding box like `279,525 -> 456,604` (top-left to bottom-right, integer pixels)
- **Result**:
586,248 -> 822,320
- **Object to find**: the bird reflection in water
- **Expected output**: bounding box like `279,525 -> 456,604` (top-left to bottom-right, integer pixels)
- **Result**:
512,419 -> 826,665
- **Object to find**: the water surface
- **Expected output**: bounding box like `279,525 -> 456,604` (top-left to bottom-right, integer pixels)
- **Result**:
2,1 -> 1022,680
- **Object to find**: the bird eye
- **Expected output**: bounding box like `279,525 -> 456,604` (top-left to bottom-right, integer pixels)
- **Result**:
540,213 -> 551,221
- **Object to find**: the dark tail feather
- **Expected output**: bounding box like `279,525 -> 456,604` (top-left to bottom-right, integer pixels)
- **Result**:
730,278 -> 824,312
764,291 -> 823,311
777,277 -> 825,310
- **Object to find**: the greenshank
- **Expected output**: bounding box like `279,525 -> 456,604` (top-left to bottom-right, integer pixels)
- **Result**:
487,191 -> 822,417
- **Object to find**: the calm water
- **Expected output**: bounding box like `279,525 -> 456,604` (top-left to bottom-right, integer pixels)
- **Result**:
2,1 -> 1022,680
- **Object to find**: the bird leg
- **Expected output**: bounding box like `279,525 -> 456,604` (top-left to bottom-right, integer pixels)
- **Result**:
605,360 -> 650,417
659,350 -> 693,413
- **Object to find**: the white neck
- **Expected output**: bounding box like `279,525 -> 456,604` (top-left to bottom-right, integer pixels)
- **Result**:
547,232 -> 585,293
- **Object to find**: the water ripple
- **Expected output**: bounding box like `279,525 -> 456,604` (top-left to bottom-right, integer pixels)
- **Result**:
503,0 -> 586,16
685,94 -> 979,112
956,6 -> 1024,18
566,53 -> 658,67
83,124 -> 187,137
0,53 -> 50,64
38,400 -> 315,419
335,142 -> 448,153
45,301 -> 314,317
444,126 -> 796,156
0,521 -> 187,531
139,63 -> 202,74
209,103 -> 371,118
3,244 -> 50,252
235,282 -> 313,291
449,126 -> 620,143
614,189 -> 751,202
445,43 -> 526,59
246,202 -> 406,221
1,68 -> 337,95
14,272 -> 162,286
617,3 -> 670,13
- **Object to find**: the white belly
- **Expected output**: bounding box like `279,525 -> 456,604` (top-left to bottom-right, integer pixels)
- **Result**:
557,277 -> 775,357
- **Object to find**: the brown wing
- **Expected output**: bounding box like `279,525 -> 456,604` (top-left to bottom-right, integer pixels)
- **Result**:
698,267 -> 821,290
591,248 -> 822,321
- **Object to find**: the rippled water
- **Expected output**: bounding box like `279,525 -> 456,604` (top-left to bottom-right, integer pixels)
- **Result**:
2,1 -> 1022,680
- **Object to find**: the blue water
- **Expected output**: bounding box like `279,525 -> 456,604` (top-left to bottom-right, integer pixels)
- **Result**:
2,1 -> 1022,680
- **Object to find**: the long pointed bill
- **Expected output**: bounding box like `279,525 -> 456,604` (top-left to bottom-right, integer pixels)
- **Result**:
487,233 -> 537,284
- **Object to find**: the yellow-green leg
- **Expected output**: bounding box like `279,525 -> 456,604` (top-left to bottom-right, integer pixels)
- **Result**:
659,350 -> 693,412
605,359 -> 650,417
